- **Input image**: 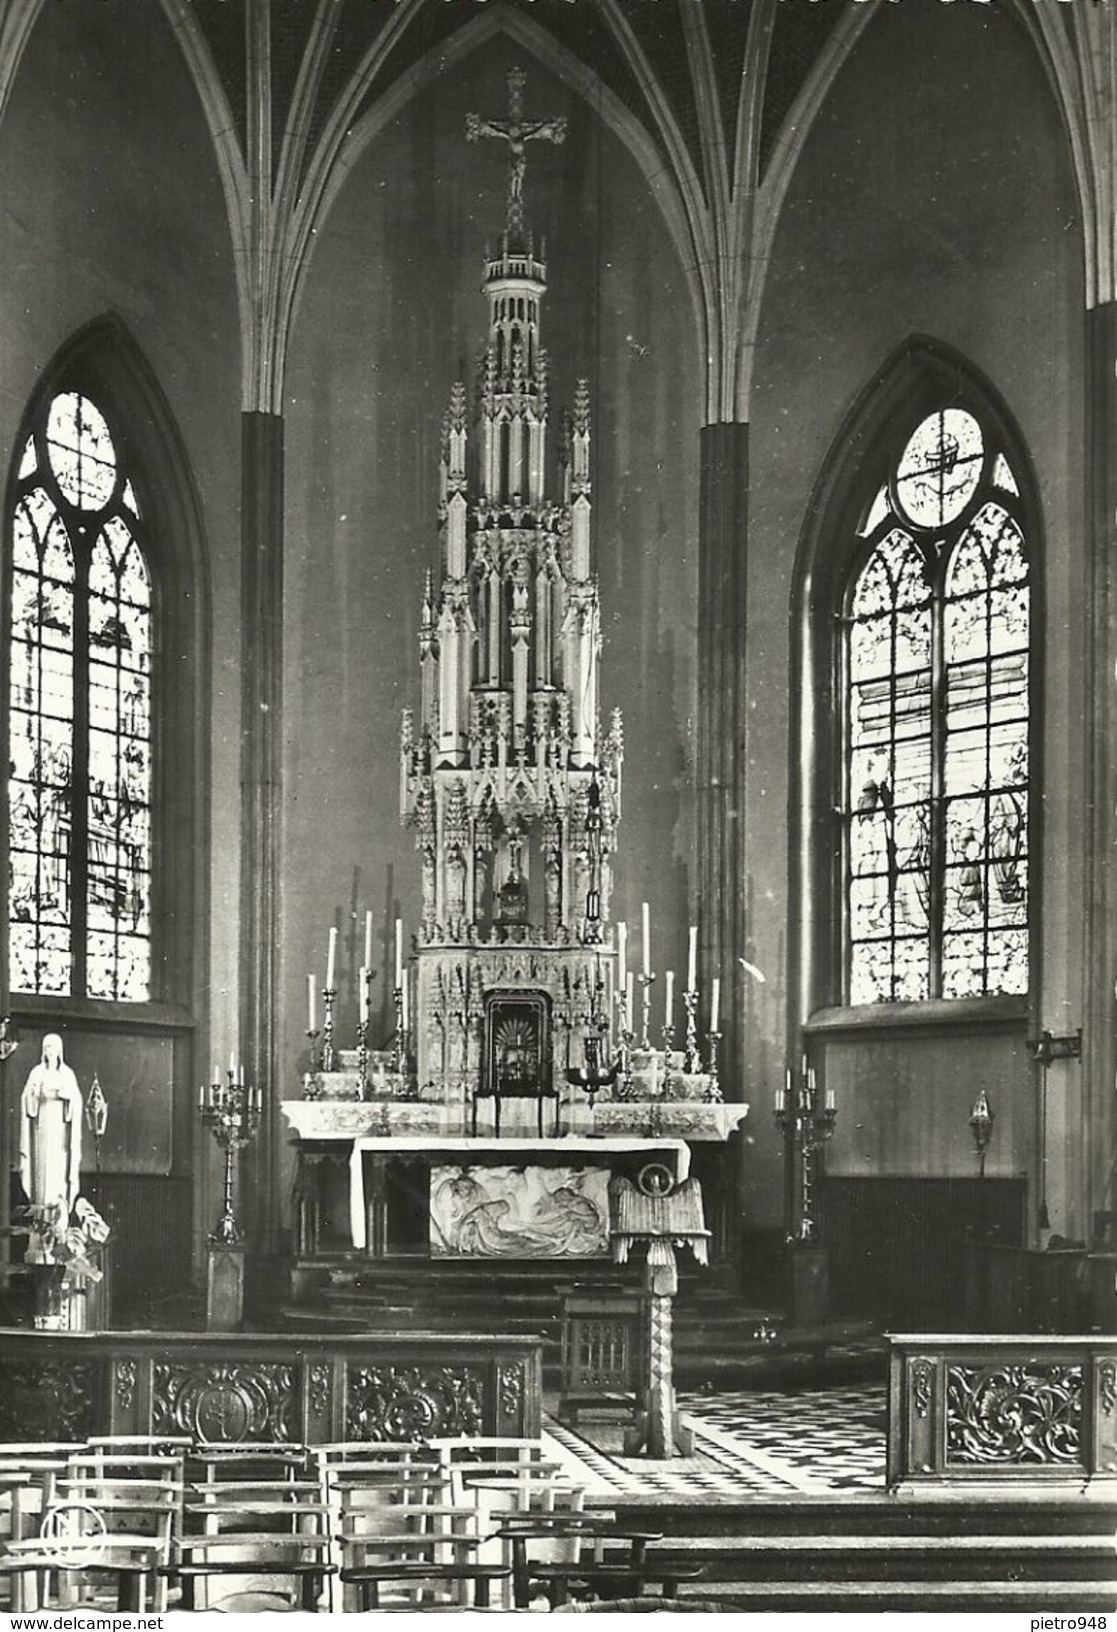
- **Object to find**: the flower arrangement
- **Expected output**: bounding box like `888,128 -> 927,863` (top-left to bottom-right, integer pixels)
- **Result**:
16,1197 -> 110,1287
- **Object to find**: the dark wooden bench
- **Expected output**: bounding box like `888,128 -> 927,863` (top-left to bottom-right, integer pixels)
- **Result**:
340,1560 -> 511,1609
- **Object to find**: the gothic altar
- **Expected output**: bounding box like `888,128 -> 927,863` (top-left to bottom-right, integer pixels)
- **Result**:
282,70 -> 747,1282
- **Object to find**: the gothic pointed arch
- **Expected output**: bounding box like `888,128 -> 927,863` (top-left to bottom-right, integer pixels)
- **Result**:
789,337 -> 1042,1034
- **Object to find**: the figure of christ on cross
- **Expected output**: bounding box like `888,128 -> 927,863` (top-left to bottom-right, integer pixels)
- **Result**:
466,67 -> 567,236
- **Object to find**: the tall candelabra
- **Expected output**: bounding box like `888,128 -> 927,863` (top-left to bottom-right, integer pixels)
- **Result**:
774,1057 -> 837,1242
200,1071 -> 261,1245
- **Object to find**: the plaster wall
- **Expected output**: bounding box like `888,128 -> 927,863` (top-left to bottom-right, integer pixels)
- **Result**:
0,0 -> 241,1180
746,0 -> 1083,1229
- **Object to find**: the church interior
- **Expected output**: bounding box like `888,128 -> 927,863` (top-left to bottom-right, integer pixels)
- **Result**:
1,0 -> 1116,1613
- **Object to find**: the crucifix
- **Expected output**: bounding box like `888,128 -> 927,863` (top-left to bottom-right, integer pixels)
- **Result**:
466,67 -> 567,235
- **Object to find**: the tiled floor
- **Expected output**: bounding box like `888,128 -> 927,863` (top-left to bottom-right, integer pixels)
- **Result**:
544,1381 -> 887,1502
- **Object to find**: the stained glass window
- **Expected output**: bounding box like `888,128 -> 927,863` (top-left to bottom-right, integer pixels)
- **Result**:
843,408 -> 1030,1004
8,389 -> 152,1001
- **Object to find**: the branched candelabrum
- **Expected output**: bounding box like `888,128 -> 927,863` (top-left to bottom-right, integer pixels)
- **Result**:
565,985 -> 619,1112
200,1071 -> 261,1245
682,987 -> 700,1073
320,987 -> 338,1074
638,972 -> 656,1049
774,1064 -> 837,1243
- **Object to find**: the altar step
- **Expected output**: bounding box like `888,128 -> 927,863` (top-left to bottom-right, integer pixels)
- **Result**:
618,1497 -> 1117,1612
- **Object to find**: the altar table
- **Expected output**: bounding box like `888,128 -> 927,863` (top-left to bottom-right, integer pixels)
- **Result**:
346,1135 -> 692,1252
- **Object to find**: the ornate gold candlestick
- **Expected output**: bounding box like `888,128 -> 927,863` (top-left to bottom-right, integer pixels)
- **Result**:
200,1071 -> 261,1245
638,971 -> 656,1049
682,987 -> 699,1073
705,1030 -> 724,1102
320,987 -> 338,1074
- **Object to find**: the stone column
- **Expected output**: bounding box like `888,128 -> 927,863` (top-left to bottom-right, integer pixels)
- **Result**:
1079,300 -> 1117,1240
239,411 -> 284,1249
696,424 -> 749,1088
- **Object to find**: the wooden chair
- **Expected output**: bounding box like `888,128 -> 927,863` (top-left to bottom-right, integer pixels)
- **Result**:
493,1513 -> 704,1609
0,1444 -> 81,1608
12,1450 -> 187,1613
328,1479 -> 479,1611
169,1469 -> 333,1613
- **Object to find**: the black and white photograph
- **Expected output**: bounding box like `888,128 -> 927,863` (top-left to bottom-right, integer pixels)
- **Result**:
0,0 -> 1112,1618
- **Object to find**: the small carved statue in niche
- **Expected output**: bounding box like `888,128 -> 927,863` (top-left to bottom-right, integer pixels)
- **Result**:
19,1033 -> 83,1222
497,824 -> 529,925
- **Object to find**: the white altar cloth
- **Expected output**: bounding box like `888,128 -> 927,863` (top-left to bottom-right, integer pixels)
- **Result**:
347,1134 -> 692,1251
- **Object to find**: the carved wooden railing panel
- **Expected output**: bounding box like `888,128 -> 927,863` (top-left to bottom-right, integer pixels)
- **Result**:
0,1331 -> 542,1445
888,1335 -> 1117,1488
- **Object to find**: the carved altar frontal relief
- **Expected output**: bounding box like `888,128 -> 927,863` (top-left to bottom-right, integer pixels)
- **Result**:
430,1164 -> 609,1258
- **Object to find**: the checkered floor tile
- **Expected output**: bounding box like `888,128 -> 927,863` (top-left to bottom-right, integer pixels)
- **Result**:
543,1382 -> 887,1503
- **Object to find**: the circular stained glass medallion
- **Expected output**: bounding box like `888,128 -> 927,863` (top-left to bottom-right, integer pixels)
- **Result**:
45,391 -> 118,511
894,409 -> 983,531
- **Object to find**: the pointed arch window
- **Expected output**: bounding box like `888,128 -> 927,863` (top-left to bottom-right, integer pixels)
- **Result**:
842,406 -> 1030,1005
9,389 -> 152,1001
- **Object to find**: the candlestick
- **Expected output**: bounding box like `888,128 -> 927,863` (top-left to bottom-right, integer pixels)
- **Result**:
199,1067 -> 261,1244
637,971 -> 655,1049
321,986 -> 337,1073
682,984 -> 699,1073
326,926 -> 337,991
687,925 -> 698,990
705,1031 -> 723,1103
664,969 -> 674,1030
641,901 -> 650,976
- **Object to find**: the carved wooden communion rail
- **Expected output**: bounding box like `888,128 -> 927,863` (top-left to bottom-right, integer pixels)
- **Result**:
0,1330 -> 542,1446
888,1334 -> 1117,1490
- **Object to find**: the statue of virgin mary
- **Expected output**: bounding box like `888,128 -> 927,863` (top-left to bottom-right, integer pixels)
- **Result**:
19,1034 -> 83,1224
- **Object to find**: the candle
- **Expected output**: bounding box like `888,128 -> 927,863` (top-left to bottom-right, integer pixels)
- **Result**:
238,1061 -> 245,1087
785,1066 -> 792,1104
197,1082 -> 204,1110
395,918 -> 403,991
212,1062 -> 220,1088
402,969 -> 410,1034
710,976 -> 720,1034
326,925 -> 337,990
642,901 -> 651,976
228,1050 -> 236,1080
364,910 -> 373,971
826,1087 -> 835,1112
308,974 -> 316,1033
359,966 -> 369,1024
775,1085 -> 784,1112
625,971 -> 634,1031
687,925 -> 698,990
664,969 -> 674,1028
617,921 -> 627,988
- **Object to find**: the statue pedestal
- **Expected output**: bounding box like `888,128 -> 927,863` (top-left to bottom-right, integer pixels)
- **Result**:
787,1241 -> 830,1327
206,1243 -> 246,1332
